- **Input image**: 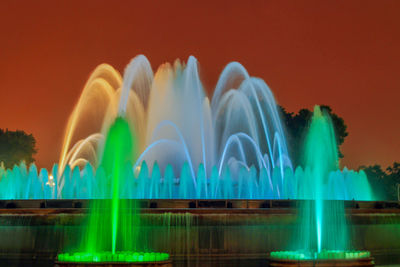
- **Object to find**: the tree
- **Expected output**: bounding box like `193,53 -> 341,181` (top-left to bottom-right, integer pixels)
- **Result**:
279,105 -> 348,167
0,129 -> 37,169
359,164 -> 388,200
386,162 -> 400,200
360,163 -> 400,200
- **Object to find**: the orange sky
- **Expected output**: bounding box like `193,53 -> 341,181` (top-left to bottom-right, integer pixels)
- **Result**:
0,0 -> 399,169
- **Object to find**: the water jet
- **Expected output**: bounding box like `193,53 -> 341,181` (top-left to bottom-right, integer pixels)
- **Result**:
270,106 -> 374,265
0,56 -> 386,266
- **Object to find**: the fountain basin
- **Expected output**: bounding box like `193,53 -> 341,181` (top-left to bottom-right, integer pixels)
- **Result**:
269,250 -> 374,266
56,263 -> 171,267
0,200 -> 399,265
56,252 -> 171,267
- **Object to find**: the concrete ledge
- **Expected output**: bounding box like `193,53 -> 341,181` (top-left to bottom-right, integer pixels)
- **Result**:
0,199 -> 399,211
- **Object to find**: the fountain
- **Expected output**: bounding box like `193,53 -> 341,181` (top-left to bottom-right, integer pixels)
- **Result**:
55,118 -> 170,266
0,55 -> 384,266
269,106 -> 374,266
0,56 -> 372,200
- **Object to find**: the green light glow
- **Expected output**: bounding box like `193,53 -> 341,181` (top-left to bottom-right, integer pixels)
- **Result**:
71,117 -> 168,261
57,252 -> 169,263
296,106 -> 347,253
270,250 -> 371,260
84,117 -> 138,254
304,106 -> 338,252
271,106 -> 373,261
106,119 -> 126,254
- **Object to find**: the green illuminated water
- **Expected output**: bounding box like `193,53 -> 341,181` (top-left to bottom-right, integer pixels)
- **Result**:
58,117 -> 169,262
297,106 -> 347,253
58,252 -> 169,263
270,250 -> 371,260
82,117 -> 141,254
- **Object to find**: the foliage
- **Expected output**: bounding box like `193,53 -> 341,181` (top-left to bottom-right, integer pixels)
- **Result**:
0,129 -> 37,169
360,162 -> 400,200
279,105 -> 348,167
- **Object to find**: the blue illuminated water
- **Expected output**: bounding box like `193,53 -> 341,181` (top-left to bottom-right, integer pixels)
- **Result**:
0,160 -> 372,200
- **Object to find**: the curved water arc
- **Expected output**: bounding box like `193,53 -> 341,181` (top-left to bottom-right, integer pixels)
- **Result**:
218,132 -> 268,177
134,138 -> 197,187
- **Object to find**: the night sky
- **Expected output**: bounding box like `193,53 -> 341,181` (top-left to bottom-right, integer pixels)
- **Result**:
0,0 -> 399,169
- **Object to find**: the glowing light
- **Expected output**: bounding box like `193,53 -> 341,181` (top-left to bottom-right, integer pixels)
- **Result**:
46,174 -> 55,187
270,250 -> 371,260
134,165 -> 141,177
57,252 -> 169,263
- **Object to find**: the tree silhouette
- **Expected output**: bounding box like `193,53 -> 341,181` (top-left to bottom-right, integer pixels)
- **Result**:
360,164 -> 388,200
279,105 -> 348,167
386,162 -> 400,200
0,129 -> 37,169
360,163 -> 400,200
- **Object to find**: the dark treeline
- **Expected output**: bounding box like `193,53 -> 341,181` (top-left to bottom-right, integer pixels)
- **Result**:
360,163 -> 400,201
0,129 -> 37,169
